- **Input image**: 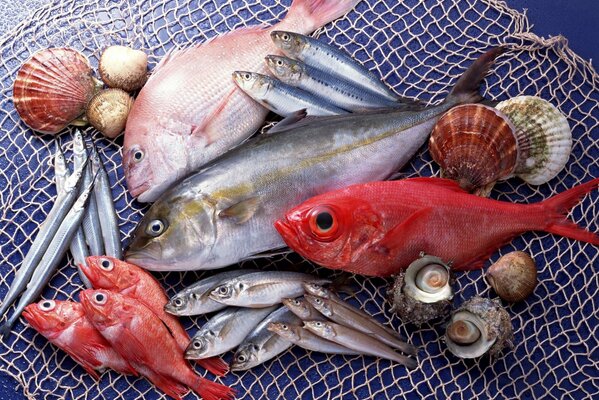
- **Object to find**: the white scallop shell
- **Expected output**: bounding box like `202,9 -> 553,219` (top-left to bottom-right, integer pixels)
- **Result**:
496,96 -> 572,185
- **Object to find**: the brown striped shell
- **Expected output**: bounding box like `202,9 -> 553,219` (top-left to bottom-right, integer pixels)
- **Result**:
12,48 -> 98,134
486,251 -> 537,302
429,104 -> 518,196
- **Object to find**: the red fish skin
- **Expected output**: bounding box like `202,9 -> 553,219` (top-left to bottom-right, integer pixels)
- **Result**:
81,256 -> 229,376
275,177 -> 599,277
22,300 -> 137,379
79,289 -> 235,400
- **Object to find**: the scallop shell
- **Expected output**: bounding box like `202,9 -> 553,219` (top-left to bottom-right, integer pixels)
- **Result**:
13,48 -> 98,134
86,89 -> 134,139
496,96 -> 572,185
429,104 -> 518,195
388,253 -> 454,325
486,251 -> 537,302
445,297 -> 513,359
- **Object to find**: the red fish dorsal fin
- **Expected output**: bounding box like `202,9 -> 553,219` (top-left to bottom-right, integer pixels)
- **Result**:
406,177 -> 468,193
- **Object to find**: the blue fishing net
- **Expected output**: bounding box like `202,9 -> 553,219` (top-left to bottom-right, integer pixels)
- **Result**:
0,0 -> 597,399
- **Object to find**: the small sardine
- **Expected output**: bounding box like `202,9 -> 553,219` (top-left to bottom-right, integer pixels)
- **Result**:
185,306 -> 277,360
90,143 -> 122,259
267,322 -> 359,355
209,272 -> 330,308
0,150 -> 86,321
76,132 -> 104,257
69,131 -> 92,288
282,297 -> 326,321
165,269 -> 259,316
265,55 -> 401,111
271,31 -> 399,102
0,176 -> 93,337
232,71 -> 346,117
304,320 -> 417,369
231,306 -> 300,371
305,294 -> 416,356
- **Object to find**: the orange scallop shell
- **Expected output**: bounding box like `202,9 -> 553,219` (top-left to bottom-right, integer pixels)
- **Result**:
429,104 -> 518,193
13,48 -> 97,134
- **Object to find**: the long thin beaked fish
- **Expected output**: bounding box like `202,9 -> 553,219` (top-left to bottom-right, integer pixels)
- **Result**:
78,133 -> 104,257
271,31 -> 403,102
0,146 -> 86,320
267,322 -> 360,355
69,131 -> 92,288
90,142 -> 122,259
232,71 -> 347,117
0,175 -> 94,338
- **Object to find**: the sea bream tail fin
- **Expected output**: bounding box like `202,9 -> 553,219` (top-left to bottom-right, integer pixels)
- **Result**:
277,0 -> 360,34
539,178 -> 599,245
448,46 -> 505,105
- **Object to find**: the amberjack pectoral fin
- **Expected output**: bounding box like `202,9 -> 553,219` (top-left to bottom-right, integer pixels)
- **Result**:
373,208 -> 434,254
218,197 -> 260,224
267,109 -> 308,134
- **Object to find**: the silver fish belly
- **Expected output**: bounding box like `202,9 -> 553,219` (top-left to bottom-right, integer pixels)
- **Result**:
231,306 -> 300,371
185,305 -> 277,359
165,269 -> 259,316
209,272 -> 331,308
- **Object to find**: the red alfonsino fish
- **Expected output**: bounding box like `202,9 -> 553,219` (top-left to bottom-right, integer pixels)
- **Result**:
124,0 -> 359,202
79,289 -> 235,400
80,256 -> 228,376
22,300 -> 136,379
275,177 -> 599,277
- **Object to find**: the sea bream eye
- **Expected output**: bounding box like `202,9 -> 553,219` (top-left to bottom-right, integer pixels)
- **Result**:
39,300 -> 55,311
100,258 -> 113,271
146,220 -> 166,236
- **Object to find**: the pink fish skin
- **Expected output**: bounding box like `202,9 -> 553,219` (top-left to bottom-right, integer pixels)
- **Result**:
124,0 -> 359,202
80,289 -> 235,400
81,256 -> 228,376
275,177 -> 599,277
22,300 -> 137,379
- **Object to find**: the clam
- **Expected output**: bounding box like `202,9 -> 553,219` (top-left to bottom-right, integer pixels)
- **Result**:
496,96 -> 572,185
86,89 -> 134,138
388,253 -> 454,325
429,104 -> 518,196
445,297 -> 513,359
13,48 -> 100,134
99,45 -> 148,92
486,251 -> 537,302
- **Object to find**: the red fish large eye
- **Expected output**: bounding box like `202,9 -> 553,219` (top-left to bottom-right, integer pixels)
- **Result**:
308,206 -> 339,241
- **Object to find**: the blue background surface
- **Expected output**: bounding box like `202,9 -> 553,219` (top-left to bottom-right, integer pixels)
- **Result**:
0,0 -> 597,399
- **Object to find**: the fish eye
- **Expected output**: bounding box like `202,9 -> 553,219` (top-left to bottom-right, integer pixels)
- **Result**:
276,59 -> 283,66
281,33 -> 290,41
237,354 -> 247,362
308,206 -> 340,241
133,149 -> 144,162
100,258 -> 113,271
216,286 -> 230,296
315,322 -> 322,327
94,293 -> 107,304
39,300 -> 56,311
174,298 -> 184,307
281,324 -> 288,330
315,298 -> 322,304
243,73 -> 252,80
193,340 -> 203,349
146,219 -> 166,237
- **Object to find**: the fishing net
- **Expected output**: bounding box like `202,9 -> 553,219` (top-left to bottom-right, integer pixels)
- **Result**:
0,0 -> 597,399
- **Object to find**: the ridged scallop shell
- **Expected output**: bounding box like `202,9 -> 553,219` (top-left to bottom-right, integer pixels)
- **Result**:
445,297 -> 513,359
496,96 -> 572,185
388,254 -> 454,325
13,48 -> 97,134
430,104 -> 518,195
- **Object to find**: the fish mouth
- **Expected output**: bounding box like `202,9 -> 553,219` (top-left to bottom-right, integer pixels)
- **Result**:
127,180 -> 152,202
273,219 -> 300,249
79,262 -> 97,284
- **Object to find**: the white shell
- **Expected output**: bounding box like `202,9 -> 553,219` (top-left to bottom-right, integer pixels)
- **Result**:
496,96 -> 572,185
403,256 -> 452,303
445,310 -> 496,358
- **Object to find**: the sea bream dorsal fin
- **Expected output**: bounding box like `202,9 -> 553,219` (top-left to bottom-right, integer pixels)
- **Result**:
406,177 -> 469,193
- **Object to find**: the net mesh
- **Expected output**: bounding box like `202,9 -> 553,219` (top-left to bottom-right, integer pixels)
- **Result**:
0,0 -> 597,399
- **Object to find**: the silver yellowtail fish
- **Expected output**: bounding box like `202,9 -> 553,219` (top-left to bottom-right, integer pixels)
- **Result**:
126,48 -> 503,271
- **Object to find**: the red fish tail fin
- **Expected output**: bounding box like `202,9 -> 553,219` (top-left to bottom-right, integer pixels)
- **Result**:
280,0 -> 359,33
191,378 -> 236,400
196,356 -> 229,376
540,178 -> 599,245
448,47 -> 505,105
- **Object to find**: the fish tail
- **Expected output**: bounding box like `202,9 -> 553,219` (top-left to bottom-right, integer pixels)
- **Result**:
538,178 -> 599,245
191,378 -> 236,400
196,356 -> 229,376
448,47 -> 505,104
279,0 -> 359,33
